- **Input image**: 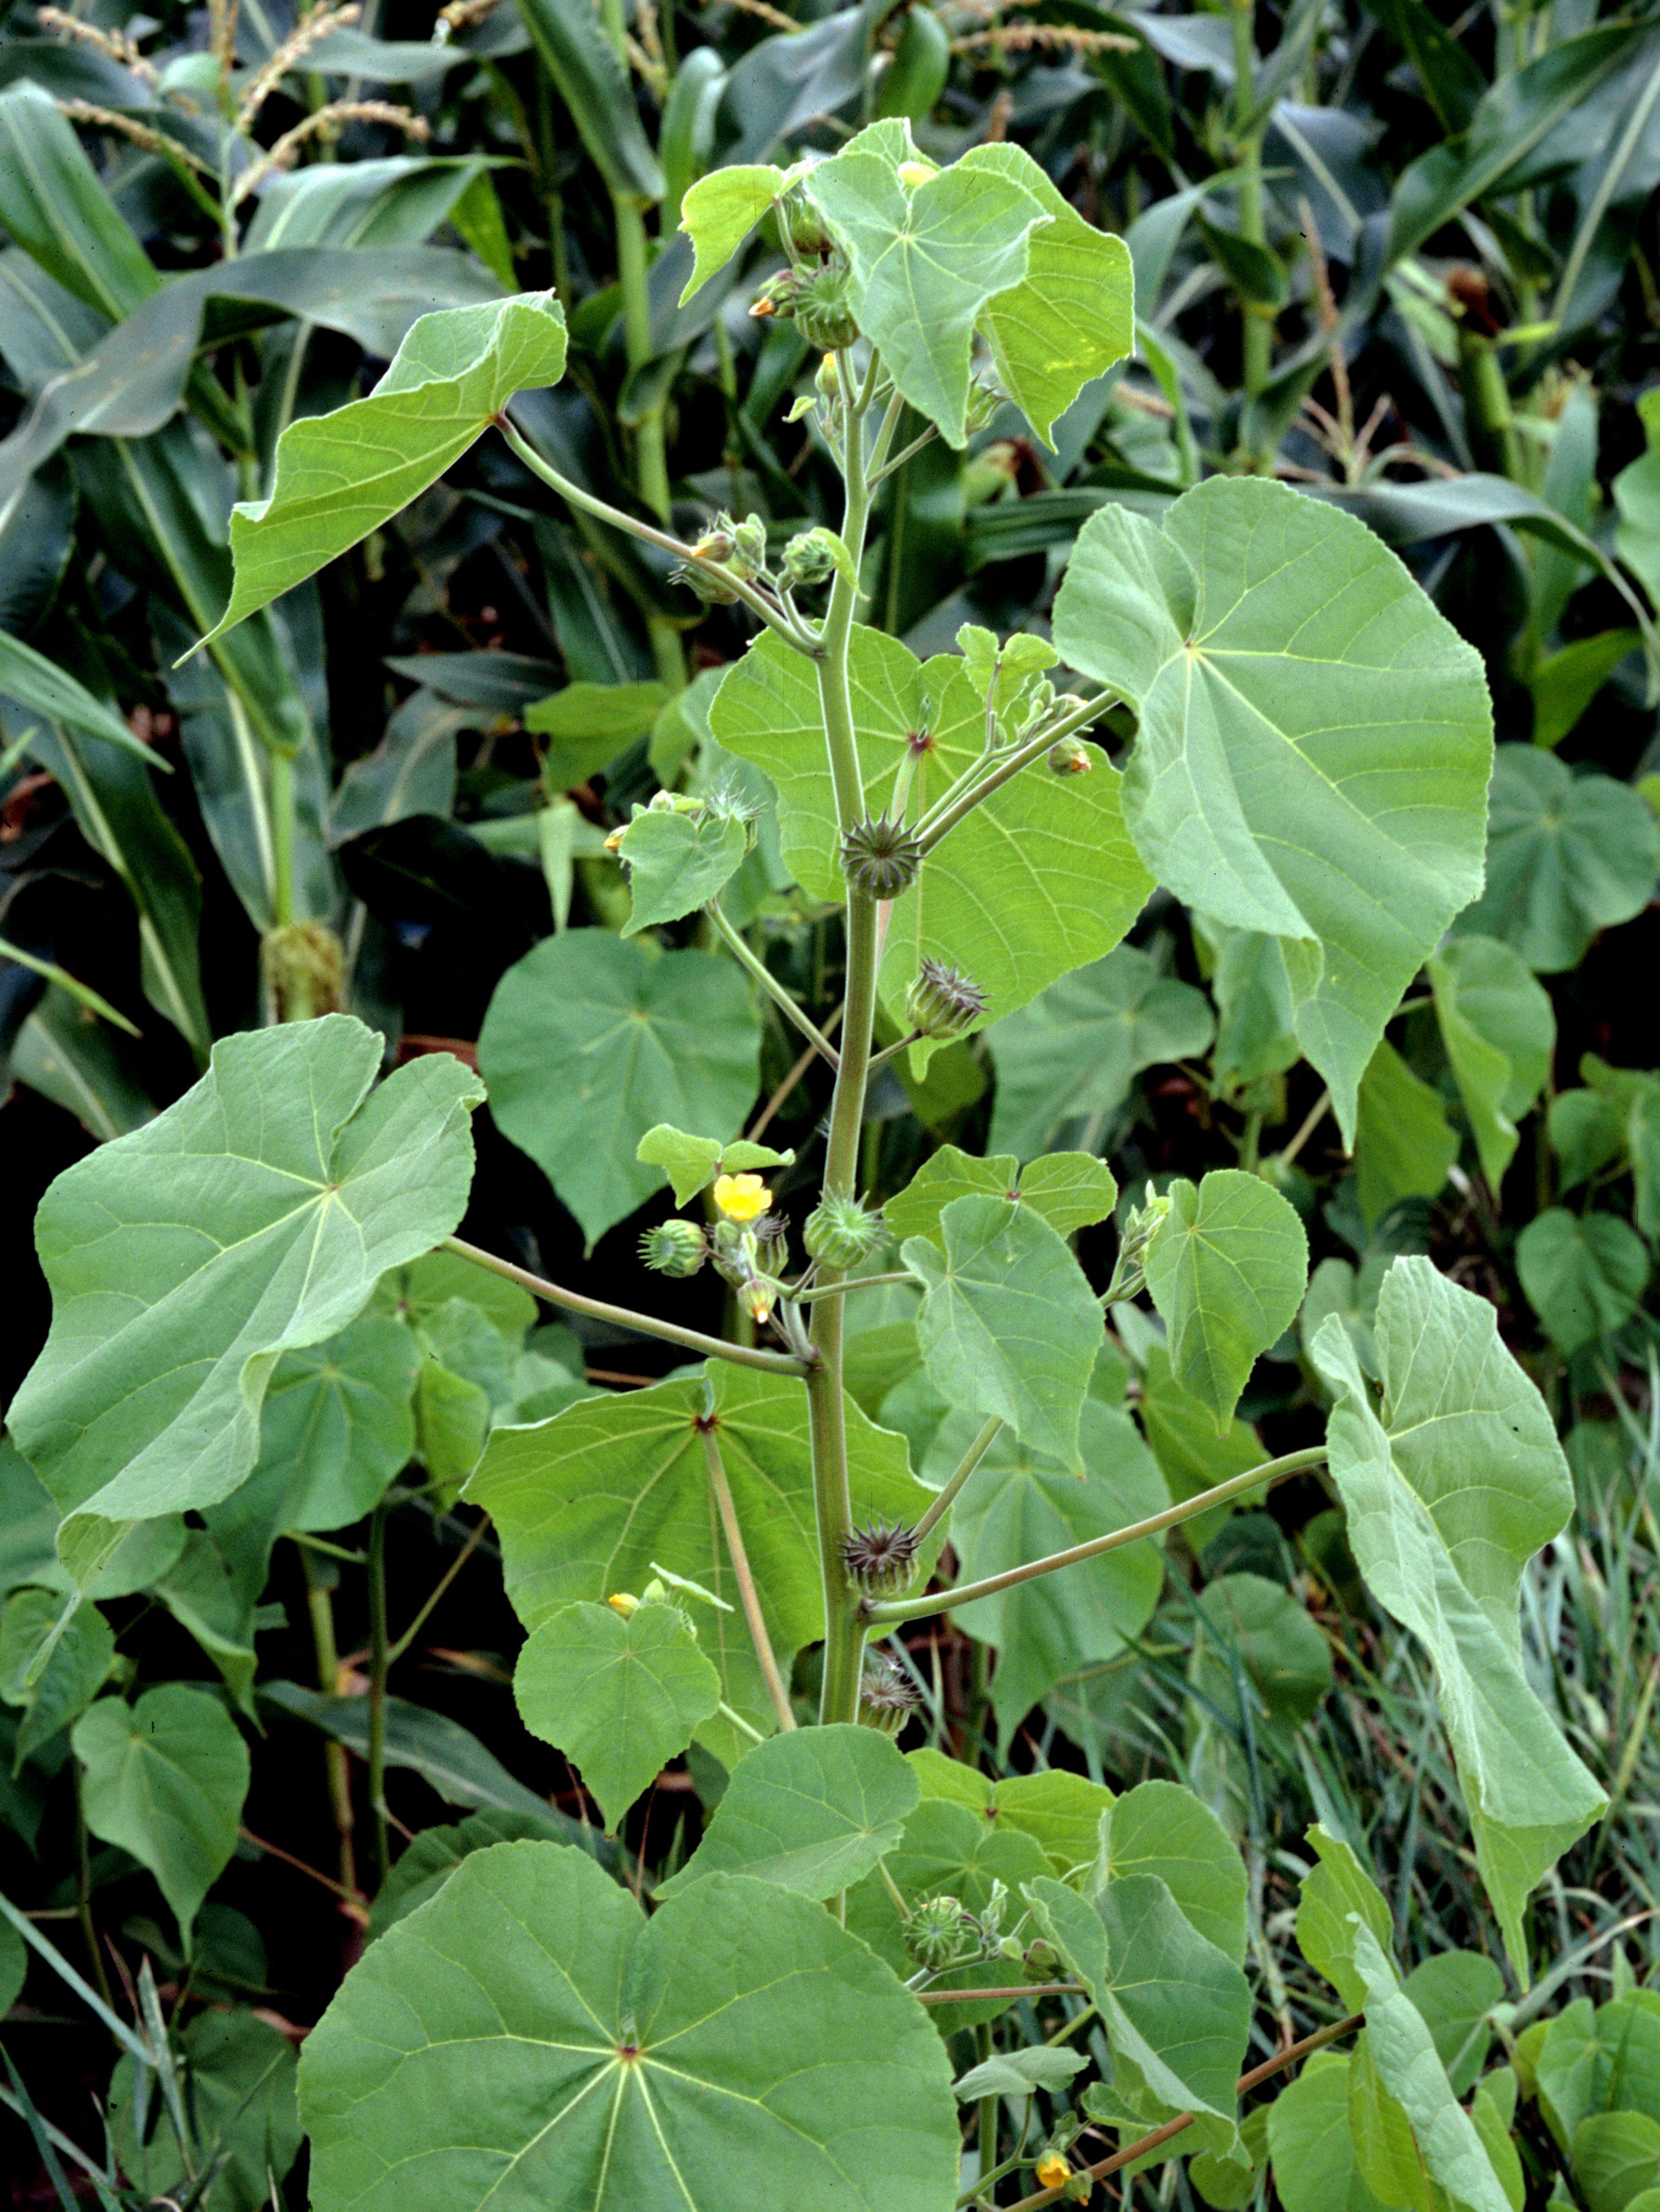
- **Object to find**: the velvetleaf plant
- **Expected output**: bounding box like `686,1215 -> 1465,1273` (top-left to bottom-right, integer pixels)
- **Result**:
6,118 -> 1608,2212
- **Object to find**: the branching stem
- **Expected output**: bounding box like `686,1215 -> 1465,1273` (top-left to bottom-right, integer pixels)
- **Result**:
701,1421 -> 797,1734
706,902 -> 840,1068
864,1447 -> 1328,1624
1004,2012 -> 1365,2211
913,1416 -> 1003,1542
444,1235 -> 810,1375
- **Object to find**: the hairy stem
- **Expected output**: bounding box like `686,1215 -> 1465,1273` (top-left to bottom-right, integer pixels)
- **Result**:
1005,2012 -> 1365,2212
701,1422 -> 797,1733
444,1235 -> 809,1375
865,1447 -> 1328,1624
806,354 -> 885,1725
301,1549 -> 360,1905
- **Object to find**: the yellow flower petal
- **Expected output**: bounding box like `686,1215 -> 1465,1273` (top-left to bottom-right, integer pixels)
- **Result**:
1036,2154 -> 1073,2190
713,1171 -> 772,1223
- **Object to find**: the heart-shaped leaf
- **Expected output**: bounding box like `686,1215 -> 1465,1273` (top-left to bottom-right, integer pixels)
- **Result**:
72,1685 -> 249,1944
299,1841 -> 959,2212
1452,746 -> 1660,974
1143,1169 -> 1308,1429
467,1365 -> 928,1760
478,929 -> 761,1249
807,124 -> 1047,445
885,1146 -> 1116,1247
660,1724 -> 918,1898
514,1599 -> 722,1832
9,1015 -> 482,1582
196,293 -> 568,647
1053,478 -> 1493,1138
904,1194 -> 1105,1465
1516,1208 -> 1650,1355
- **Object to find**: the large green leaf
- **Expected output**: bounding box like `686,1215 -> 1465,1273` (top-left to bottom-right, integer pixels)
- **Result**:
958,142 -> 1135,445
299,1841 -> 959,2212
906,1749 -> 1115,1874
709,625 -> 1151,1035
1033,1870 -> 1250,2147
903,1194 -> 1105,1465
1099,1779 -> 1249,1963
1516,1208 -> 1651,1356
197,294 -> 568,647
1142,1169 -> 1308,1429
1266,2054 -> 1394,2212
9,1017 -> 481,1581
1053,478 -> 1493,1139
941,1398 -> 1167,1739
369,1809 -> 616,1937
807,124 -> 1047,446
617,805 -> 749,936
661,1724 -> 918,1899
1353,1040 -> 1458,1229
1453,747 -> 1660,974
513,1599 -> 723,1832
72,1684 -> 249,1942
468,1366 -> 927,1759
1428,936 -> 1556,1190
1294,1823 -> 1392,2014
885,1147 -> 1117,1247
478,929 -> 761,1249
0,1588 -> 113,1763
987,944 -> 1215,1159
1311,1258 -> 1606,1969
1402,1951 -> 1503,2098
1575,2115 -> 1660,2212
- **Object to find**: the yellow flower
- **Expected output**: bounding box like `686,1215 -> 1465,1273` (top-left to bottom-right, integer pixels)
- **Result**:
713,1172 -> 772,1223
1035,2153 -> 1074,2191
607,1591 -> 639,1617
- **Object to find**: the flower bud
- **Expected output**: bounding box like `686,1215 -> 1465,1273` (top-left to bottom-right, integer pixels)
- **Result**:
897,158 -> 939,188
780,527 -> 843,590
840,813 -> 921,899
1023,1938 -> 1060,1979
639,1219 -> 708,1277
1035,2152 -> 1075,2191
1047,739 -> 1093,775
840,1517 -> 921,1597
737,1275 -> 779,1327
803,1193 -> 885,1267
607,1591 -> 639,1617
976,1878 -> 1008,1943
904,1892 -> 972,1969
759,261 -> 861,348
731,513 -> 768,574
859,1652 -> 921,1735
1104,1183 -> 1172,1304
904,956 -> 988,1040
781,181 -> 833,258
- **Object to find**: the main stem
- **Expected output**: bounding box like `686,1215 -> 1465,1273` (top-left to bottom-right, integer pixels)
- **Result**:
1231,0 -> 1271,415
808,353 -> 882,1726
367,1501 -> 391,1887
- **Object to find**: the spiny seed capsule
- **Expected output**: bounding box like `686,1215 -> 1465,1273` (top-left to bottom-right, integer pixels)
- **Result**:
904,955 -> 988,1040
842,1517 -> 921,1597
789,262 -> 860,348
904,1892 -> 971,1968
858,1664 -> 920,1737
639,1219 -> 707,1277
803,1193 -> 885,1267
840,813 -> 921,899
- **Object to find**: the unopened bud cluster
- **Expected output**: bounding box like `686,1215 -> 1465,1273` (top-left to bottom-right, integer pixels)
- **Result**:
803,1193 -> 885,1268
857,1651 -> 920,1735
1105,1182 -> 1172,1305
